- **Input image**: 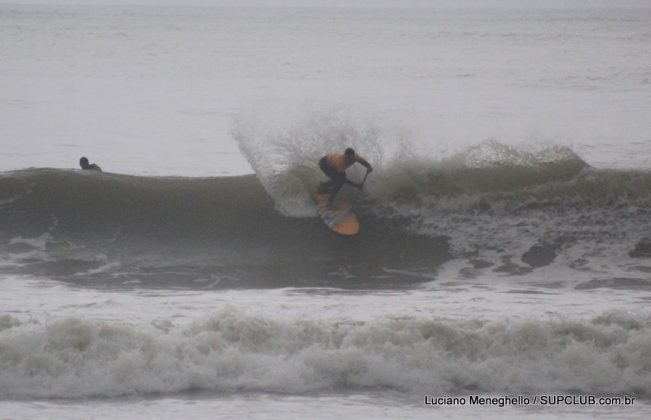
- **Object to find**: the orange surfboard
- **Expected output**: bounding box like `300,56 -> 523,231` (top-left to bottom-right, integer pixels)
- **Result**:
314,192 -> 360,236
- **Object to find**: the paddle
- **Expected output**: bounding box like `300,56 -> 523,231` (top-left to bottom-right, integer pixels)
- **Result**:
357,170 -> 370,190
349,170 -> 371,210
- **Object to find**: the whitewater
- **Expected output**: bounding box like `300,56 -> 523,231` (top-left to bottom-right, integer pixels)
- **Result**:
2,1 -> 651,419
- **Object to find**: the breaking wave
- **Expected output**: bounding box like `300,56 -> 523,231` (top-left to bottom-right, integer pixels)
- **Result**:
1,134 -> 650,288
0,311 -> 649,399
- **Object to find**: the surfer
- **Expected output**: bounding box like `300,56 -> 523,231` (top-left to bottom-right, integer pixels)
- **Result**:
318,148 -> 372,203
79,157 -> 102,172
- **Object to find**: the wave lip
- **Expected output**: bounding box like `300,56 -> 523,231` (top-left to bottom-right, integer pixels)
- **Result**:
0,311 -> 649,399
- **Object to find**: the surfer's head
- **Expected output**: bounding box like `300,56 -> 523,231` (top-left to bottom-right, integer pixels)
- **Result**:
79,157 -> 90,169
344,148 -> 356,164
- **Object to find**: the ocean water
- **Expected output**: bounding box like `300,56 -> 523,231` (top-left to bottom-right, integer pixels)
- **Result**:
2,1 -> 651,419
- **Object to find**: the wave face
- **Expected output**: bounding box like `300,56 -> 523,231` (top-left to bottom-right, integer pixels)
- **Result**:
0,311 -> 649,399
0,169 -> 450,288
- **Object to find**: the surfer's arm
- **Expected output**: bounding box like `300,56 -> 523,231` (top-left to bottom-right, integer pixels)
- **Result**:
355,155 -> 373,172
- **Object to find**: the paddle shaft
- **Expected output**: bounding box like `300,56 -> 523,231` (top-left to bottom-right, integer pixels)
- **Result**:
358,171 -> 370,189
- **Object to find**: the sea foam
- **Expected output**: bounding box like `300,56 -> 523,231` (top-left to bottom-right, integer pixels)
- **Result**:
0,310 -> 649,399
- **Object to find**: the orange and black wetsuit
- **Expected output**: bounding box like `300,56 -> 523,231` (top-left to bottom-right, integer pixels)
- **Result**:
319,153 -> 372,202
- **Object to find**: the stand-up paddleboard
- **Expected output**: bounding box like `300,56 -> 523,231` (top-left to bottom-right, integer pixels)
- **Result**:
314,183 -> 360,236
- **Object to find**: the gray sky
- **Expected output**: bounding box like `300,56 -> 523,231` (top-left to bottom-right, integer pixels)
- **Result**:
4,0 -> 651,8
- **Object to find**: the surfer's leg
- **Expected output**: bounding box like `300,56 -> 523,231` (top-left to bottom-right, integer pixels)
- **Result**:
318,180 -> 336,194
327,172 -> 348,202
329,181 -> 344,203
319,157 -> 343,201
